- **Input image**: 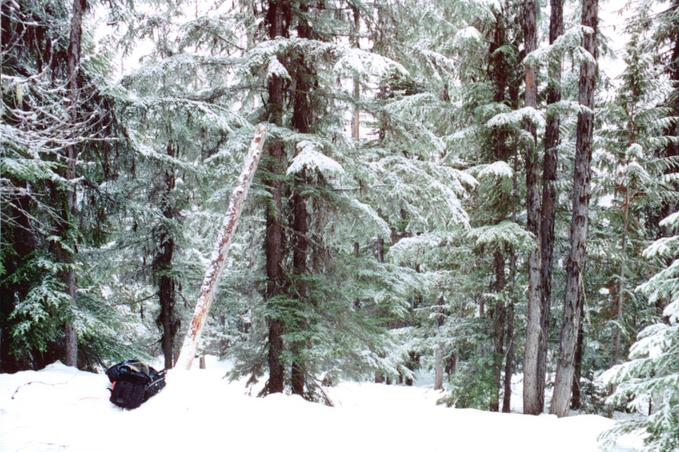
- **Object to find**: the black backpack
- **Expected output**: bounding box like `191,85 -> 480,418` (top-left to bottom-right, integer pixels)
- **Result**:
106,360 -> 166,409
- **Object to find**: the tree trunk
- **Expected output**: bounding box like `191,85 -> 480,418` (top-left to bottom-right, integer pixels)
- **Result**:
502,251 -> 517,413
61,0 -> 86,368
374,236 -> 385,384
522,0 -> 544,415
667,0 -> 679,162
551,0 -> 598,418
290,165 -> 308,394
155,142 -> 178,370
290,2 -> 314,397
434,295 -> 445,390
660,1 -> 679,223
571,296 -> 585,410
290,171 -> 308,395
351,4 -> 360,141
612,185 -> 630,363
176,125 -> 267,370
490,251 -> 506,412
263,0 -> 290,393
536,0 -> 564,412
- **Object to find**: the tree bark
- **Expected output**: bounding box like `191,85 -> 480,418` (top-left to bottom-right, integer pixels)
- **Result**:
61,0 -> 87,368
667,0 -> 679,161
551,0 -> 598,417
434,295 -> 445,390
522,0 -> 544,415
289,2 -> 314,397
571,295 -> 585,409
263,0 -> 290,393
502,251 -> 517,413
351,4 -> 360,141
176,125 -> 267,370
612,185 -> 630,363
490,251 -> 506,412
155,142 -> 178,370
659,1 -> 679,223
374,236 -> 386,384
536,0 -> 564,412
290,168 -> 308,395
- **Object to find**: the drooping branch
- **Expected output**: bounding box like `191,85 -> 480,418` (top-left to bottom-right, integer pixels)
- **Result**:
175,125 -> 267,370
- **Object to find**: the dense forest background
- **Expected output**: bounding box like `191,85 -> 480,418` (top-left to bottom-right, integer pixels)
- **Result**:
1,0 -> 678,449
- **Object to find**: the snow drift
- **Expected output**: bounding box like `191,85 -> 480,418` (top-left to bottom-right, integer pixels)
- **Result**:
0,358 -> 639,451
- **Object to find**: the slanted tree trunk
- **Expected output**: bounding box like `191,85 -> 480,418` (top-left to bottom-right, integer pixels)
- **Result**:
551,0 -> 598,418
155,142 -> 178,370
522,0 -> 544,415
263,0 -> 290,393
536,0 -> 564,411
60,0 -> 86,368
176,125 -> 267,370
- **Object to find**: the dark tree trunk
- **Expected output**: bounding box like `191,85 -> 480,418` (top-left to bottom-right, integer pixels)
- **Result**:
666,0 -> 679,162
374,236 -> 386,384
571,295 -> 585,410
490,251 -> 506,412
155,142 -> 178,370
488,11 -> 511,412
289,2 -> 314,397
434,295 -> 446,390
522,0 -> 544,415
502,251 -> 517,413
551,0 -> 598,418
264,0 -> 290,394
663,1 -> 679,220
489,9 -> 510,159
61,0 -> 87,368
290,168 -> 308,395
537,0 -> 564,412
351,4 -> 360,141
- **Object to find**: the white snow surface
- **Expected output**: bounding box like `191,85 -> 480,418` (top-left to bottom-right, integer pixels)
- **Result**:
0,357 -> 640,452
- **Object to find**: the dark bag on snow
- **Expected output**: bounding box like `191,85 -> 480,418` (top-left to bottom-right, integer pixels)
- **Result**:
106,360 -> 166,409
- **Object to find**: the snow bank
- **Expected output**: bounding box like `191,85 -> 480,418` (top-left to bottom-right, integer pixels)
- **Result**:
0,359 -> 640,451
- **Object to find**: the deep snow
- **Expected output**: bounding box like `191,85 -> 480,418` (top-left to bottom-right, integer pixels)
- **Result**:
0,358 -> 641,452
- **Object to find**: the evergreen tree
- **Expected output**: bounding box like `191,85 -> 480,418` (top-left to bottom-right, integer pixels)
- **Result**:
602,212 -> 679,451
1,0 -> 133,370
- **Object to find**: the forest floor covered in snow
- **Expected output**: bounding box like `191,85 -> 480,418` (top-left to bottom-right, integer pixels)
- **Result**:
0,357 -> 642,452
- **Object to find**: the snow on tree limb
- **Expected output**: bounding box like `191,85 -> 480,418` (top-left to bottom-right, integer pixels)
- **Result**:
286,140 -> 344,176
486,106 -> 545,130
176,125 -> 267,370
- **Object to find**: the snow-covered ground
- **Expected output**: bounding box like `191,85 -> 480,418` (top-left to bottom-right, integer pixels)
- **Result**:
0,358 -> 641,452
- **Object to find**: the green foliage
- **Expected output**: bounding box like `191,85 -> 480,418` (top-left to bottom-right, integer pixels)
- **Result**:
601,210 -> 679,451
9,274 -> 71,358
439,355 -> 498,409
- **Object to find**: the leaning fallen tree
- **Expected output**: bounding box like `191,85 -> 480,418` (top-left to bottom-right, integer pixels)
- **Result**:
176,125 -> 267,370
